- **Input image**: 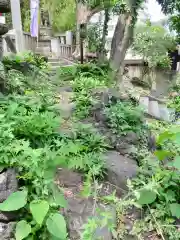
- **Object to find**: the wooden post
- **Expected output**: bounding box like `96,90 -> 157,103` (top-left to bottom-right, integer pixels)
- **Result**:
80,24 -> 86,64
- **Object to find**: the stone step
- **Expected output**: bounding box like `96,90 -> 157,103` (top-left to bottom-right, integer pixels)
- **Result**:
49,62 -> 60,67
148,100 -> 160,119
37,41 -> 51,48
48,58 -> 59,62
36,46 -> 51,52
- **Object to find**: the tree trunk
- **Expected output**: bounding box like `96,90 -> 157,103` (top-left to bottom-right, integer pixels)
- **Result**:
0,36 -> 3,60
73,1 -> 103,59
98,9 -> 109,62
110,13 -> 134,82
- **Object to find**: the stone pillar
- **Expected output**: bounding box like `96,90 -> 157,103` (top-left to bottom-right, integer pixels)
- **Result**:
10,0 -> 24,52
51,38 -> 60,58
66,31 -> 73,45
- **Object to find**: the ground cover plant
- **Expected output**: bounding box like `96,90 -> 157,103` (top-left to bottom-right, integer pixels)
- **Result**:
0,61 -> 108,239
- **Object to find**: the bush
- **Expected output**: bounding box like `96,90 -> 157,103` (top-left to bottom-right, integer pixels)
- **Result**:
2,52 -> 48,74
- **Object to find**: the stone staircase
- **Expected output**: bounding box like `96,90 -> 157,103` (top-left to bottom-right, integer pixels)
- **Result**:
139,95 -> 175,122
35,39 -> 51,57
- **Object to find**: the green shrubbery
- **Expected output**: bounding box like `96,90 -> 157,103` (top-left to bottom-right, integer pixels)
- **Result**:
0,58 -> 109,239
2,52 -> 48,73
105,101 -> 145,135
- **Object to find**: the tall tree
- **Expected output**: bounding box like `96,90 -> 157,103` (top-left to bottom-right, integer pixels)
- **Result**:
157,0 -> 180,41
110,0 -> 144,82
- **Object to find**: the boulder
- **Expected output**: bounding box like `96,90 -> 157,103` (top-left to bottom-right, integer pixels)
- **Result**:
0,222 -> 16,239
131,77 -> 151,89
56,168 -> 116,240
0,169 -> 18,225
0,23 -> 8,35
103,151 -> 138,194
0,169 -> 18,203
91,87 -> 129,107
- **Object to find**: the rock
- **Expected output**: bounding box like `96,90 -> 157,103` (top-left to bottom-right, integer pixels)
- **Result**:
131,77 -> 150,89
56,168 -> 83,188
93,109 -> 108,123
0,211 -> 18,222
57,169 -> 116,239
148,100 -> 160,119
0,169 -> 18,203
125,131 -> 139,144
59,86 -> 73,92
59,102 -> 76,120
0,222 -> 15,239
115,142 -> 134,155
103,151 -> 138,194
64,197 -> 115,240
91,87 -> 129,107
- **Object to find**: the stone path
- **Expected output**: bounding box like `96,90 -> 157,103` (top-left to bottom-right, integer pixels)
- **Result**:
56,168 -> 116,240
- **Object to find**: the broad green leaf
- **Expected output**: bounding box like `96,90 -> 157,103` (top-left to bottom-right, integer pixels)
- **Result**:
30,200 -> 49,225
46,213 -> 67,239
157,131 -> 174,144
154,150 -> 172,161
52,185 -> 67,208
172,156 -> 180,170
170,203 -> 180,218
137,189 -> 157,205
0,191 -> 27,211
15,220 -> 31,240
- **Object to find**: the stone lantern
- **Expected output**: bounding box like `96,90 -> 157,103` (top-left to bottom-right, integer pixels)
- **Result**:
0,0 -> 10,60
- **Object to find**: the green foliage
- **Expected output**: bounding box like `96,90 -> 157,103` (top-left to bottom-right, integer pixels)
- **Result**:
0,61 -> 108,239
133,23 -> 176,68
30,200 -> 50,226
2,52 -> 48,73
157,0 -> 180,41
168,95 -> 180,113
42,0 -> 76,32
128,127 -> 180,239
105,101 -> 144,135
15,220 -> 32,240
0,190 -> 28,211
87,23 -> 103,53
46,213 -> 67,239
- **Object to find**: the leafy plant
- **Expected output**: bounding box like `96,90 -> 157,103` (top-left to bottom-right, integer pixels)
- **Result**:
133,23 -> 176,69
105,101 -> 144,135
2,52 -> 49,73
0,191 -> 67,239
126,127 -> 180,239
